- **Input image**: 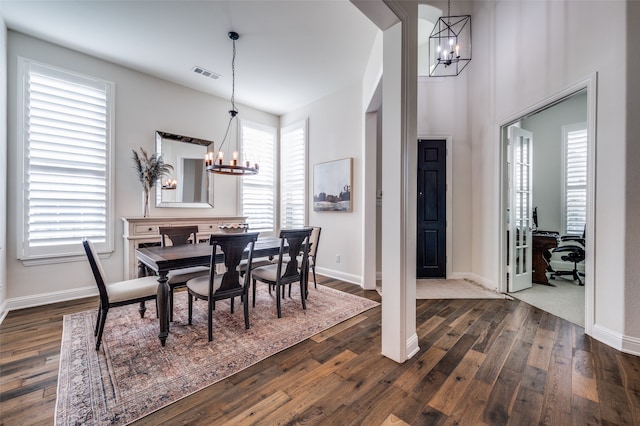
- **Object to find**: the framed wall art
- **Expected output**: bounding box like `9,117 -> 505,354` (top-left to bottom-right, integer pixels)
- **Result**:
313,157 -> 352,212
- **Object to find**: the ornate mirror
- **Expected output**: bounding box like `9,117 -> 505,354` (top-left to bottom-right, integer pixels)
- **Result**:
155,131 -> 214,208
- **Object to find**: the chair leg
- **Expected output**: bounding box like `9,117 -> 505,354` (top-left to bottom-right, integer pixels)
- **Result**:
276,281 -> 282,318
243,293 -> 250,329
207,298 -> 213,342
169,289 -> 174,322
94,302 -> 102,336
252,279 -> 257,307
299,280 -> 306,310
138,301 -> 147,318
188,293 -> 193,325
95,308 -> 108,351
312,265 -> 317,289
230,296 -> 235,313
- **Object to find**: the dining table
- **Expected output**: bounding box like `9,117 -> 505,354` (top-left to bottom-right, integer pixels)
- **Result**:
136,236 -> 295,346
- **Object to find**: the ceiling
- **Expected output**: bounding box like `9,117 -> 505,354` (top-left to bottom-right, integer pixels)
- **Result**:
1,0 -> 380,116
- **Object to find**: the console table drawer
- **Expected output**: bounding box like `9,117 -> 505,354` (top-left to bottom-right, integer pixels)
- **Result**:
196,222 -> 220,233
134,224 -> 160,235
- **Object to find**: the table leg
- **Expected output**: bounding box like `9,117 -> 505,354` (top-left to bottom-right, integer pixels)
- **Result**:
157,272 -> 170,346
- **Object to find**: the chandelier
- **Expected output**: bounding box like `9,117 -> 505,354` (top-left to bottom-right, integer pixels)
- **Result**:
428,0 -> 471,77
205,31 -> 258,175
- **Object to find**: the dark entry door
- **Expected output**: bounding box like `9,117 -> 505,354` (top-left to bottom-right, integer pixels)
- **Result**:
417,139 -> 446,278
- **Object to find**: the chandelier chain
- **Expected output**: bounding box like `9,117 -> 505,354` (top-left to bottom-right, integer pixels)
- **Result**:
214,35 -> 238,160
230,37 -> 236,113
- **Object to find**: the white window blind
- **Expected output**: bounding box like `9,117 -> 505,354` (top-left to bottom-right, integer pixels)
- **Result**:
20,59 -> 113,260
280,120 -> 307,229
240,120 -> 276,235
563,123 -> 587,235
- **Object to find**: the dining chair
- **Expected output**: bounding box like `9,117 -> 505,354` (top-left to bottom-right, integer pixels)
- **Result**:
264,226 -> 321,290
217,224 -> 273,276
307,227 -> 322,288
251,228 -> 313,318
82,238 -> 159,350
158,226 -> 210,321
186,232 -> 260,342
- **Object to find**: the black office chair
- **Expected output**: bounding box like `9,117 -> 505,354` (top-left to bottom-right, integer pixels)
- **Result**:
543,227 -> 585,286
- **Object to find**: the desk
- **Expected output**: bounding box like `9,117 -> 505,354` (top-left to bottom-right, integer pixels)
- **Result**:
136,237 -> 283,346
532,231 -> 559,285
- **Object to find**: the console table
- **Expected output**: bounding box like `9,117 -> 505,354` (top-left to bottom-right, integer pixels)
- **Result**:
121,216 -> 246,280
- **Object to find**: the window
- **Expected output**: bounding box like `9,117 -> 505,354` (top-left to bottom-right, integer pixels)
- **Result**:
562,123 -> 587,235
280,120 -> 307,229
19,58 -> 114,261
240,119 -> 276,235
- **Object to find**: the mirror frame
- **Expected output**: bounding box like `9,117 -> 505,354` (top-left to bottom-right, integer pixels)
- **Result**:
155,130 -> 214,208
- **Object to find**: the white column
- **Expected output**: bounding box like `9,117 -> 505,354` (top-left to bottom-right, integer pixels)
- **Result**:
381,19 -> 419,362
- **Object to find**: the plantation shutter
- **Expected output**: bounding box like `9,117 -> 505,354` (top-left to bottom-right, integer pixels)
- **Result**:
564,125 -> 587,235
21,59 -> 113,259
240,120 -> 276,235
280,120 -> 307,229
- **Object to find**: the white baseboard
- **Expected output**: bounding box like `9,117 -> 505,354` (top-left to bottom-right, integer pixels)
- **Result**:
316,267 -> 362,287
592,324 -> 640,356
0,300 -> 8,325
4,286 -> 98,314
406,332 -> 420,359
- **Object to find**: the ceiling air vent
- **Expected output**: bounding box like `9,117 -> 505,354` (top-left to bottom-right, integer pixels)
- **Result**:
192,66 -> 221,80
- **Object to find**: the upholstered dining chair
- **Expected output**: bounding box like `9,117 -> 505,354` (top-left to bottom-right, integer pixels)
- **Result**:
264,226 -> 321,289
251,228 -> 313,318
186,232 -> 259,342
158,226 -> 210,321
82,238 -> 159,350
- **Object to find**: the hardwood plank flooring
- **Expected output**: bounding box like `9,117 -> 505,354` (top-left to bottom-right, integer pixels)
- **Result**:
1,277 -> 639,425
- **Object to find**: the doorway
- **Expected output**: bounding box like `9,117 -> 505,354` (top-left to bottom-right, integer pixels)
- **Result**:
416,139 -> 446,278
498,80 -> 596,331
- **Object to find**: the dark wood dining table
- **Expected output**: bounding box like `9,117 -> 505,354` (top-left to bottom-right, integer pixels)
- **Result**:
136,236 -> 284,346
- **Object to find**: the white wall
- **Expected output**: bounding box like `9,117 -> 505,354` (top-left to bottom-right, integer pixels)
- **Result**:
470,1 -> 633,350
417,75 -> 472,276
0,9 -> 8,320
281,83 -> 364,285
5,31 -> 277,306
522,91 -> 587,233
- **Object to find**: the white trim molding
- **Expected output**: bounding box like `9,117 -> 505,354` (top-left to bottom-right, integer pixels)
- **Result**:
4,285 -> 97,314
406,333 -> 420,359
592,324 -> 640,357
494,73 -> 597,336
316,267 -> 362,287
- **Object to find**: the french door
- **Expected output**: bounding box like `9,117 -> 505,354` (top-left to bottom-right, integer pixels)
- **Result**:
508,127 -> 533,292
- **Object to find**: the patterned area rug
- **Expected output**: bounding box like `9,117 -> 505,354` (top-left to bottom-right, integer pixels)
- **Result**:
55,284 -> 379,425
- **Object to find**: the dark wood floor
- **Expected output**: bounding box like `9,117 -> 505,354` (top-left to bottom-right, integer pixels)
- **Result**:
1,276 -> 639,425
